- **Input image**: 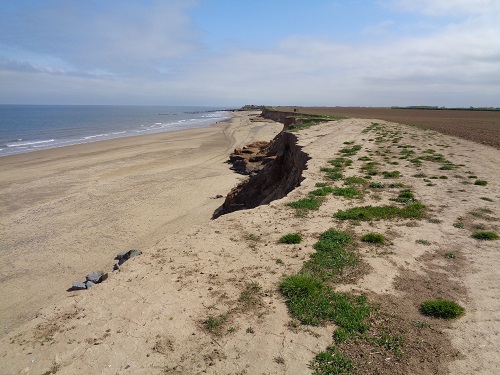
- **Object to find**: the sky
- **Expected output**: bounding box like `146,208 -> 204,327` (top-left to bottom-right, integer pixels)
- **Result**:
1,0 -> 499,107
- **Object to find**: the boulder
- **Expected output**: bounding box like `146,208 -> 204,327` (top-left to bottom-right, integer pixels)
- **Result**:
85,271 -> 107,284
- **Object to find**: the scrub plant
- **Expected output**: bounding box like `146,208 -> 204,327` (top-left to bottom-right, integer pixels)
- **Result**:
420,300 -> 465,319
279,233 -> 302,244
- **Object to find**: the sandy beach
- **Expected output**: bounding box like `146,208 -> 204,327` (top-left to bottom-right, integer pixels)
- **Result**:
0,111 -> 282,335
1,111 -> 499,374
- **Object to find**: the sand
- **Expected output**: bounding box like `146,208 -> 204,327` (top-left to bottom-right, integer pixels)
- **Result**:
0,112 -> 499,374
0,111 -> 283,335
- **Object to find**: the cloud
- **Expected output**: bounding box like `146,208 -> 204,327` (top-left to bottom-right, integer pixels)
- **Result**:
1,1 -> 499,106
389,0 -> 500,16
0,0 -> 201,76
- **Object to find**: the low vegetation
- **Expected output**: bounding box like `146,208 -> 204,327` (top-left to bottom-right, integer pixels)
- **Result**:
287,196 -> 321,211
279,233 -> 303,244
474,179 -> 488,186
334,203 -> 426,221
361,233 -> 385,244
471,231 -> 498,240
420,299 -> 465,319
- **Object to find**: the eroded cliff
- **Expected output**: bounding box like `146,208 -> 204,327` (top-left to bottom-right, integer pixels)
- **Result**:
214,129 -> 309,218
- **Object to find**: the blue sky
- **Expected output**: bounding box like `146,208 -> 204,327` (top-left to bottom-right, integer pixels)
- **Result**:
1,0 -> 499,106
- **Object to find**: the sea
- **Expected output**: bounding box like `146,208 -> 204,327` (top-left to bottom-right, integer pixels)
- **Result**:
0,105 -> 233,157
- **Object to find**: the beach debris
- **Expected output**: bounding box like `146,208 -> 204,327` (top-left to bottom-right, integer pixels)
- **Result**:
69,250 -> 141,290
71,282 -> 87,290
86,271 -> 107,284
115,249 -> 142,264
69,271 -> 108,291
113,249 -> 142,270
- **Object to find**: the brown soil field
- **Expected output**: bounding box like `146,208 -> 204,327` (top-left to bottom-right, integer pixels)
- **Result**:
277,107 -> 500,149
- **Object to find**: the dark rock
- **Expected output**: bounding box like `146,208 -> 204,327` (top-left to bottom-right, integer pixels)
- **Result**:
129,249 -> 142,258
71,282 -> 87,290
215,194 -> 224,199
115,249 -> 142,265
86,271 -> 107,284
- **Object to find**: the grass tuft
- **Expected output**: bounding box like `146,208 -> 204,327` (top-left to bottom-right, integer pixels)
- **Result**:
279,233 -> 303,244
332,187 -> 362,199
382,170 -> 401,178
361,233 -> 385,244
344,177 -> 366,185
420,299 -> 465,319
310,186 -> 334,196
287,196 -> 321,210
471,231 -> 498,240
310,348 -> 354,374
474,180 -> 488,186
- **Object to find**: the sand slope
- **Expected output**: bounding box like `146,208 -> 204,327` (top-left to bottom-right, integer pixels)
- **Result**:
1,113 -> 499,374
0,112 -> 282,335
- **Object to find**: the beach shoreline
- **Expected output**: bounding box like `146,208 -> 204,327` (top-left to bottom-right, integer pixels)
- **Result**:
0,110 -> 282,335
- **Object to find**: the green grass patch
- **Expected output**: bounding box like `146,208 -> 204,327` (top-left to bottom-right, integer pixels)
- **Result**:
310,348 -> 353,374
471,231 -> 498,240
328,157 -> 352,168
287,196 -> 322,210
388,183 -> 405,188
361,233 -> 385,244
315,182 -> 329,187
474,180 -> 488,186
382,170 -> 401,178
279,233 -> 303,244
280,273 -> 370,328
369,182 -> 385,188
310,186 -> 334,196
420,299 -> 465,319
320,166 -> 343,173
204,314 -> 228,334
304,229 -> 358,279
332,187 -> 362,199
439,164 -> 456,170
391,189 -> 416,204
344,176 -> 366,185
326,171 -> 344,181
339,145 -> 362,156
334,203 -> 426,221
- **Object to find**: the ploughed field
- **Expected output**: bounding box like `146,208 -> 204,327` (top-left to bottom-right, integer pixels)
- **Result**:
277,107 -> 500,149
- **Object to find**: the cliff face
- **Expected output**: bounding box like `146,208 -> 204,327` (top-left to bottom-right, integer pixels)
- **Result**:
214,130 -> 309,218
260,109 -> 297,131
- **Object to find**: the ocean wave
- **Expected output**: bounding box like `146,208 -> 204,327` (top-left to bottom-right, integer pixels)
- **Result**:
6,139 -> 55,147
83,134 -> 110,140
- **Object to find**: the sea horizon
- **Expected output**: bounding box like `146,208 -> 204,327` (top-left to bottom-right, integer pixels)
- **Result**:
0,104 -> 233,157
